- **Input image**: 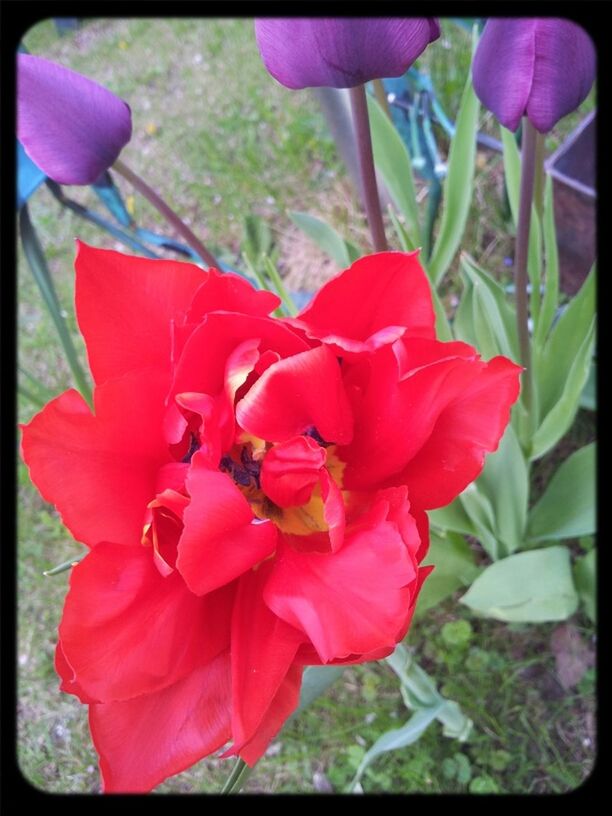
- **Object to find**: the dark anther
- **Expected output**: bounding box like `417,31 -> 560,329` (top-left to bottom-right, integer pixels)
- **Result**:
220,450 -> 261,489
304,426 -> 331,447
181,433 -> 200,463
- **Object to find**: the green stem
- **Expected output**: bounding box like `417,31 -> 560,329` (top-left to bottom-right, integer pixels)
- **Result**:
112,158 -> 219,269
515,118 -> 538,427
348,84 -> 388,252
220,758 -> 253,794
19,205 -> 92,405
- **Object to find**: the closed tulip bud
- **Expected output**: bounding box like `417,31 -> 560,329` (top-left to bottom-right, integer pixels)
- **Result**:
472,18 -> 595,133
18,53 -> 132,185
255,18 -> 440,90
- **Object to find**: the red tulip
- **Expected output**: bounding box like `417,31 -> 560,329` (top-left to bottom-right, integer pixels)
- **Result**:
255,18 -> 440,89
21,246 -> 520,792
472,18 -> 596,133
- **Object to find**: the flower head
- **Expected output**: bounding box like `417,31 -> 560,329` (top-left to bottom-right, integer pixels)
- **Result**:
21,247 -> 520,792
17,53 -> 132,184
472,18 -> 596,133
255,18 -> 440,89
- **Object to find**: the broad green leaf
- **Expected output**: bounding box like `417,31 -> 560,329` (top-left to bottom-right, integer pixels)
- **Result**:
367,94 -> 421,244
535,265 -> 595,421
500,126 -> 542,324
429,496 -> 477,538
573,548 -> 596,623
460,545 -> 578,622
288,211 -> 362,267
428,75 -> 480,286
533,176 -> 559,347
477,424 -> 528,555
415,531 -> 480,615
528,443 -> 596,542
295,665 -> 345,716
460,254 -> 520,362
531,319 -> 595,460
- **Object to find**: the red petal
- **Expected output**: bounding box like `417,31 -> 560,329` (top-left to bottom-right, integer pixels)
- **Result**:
287,251 -> 435,355
261,435 -> 326,507
229,564 -> 305,750
238,664 -> 303,767
177,453 -> 277,595
319,468 -> 345,552
21,369 -> 171,548
186,267 -> 280,321
264,498 -> 418,662
75,242 -> 204,385
90,653 -> 232,793
236,344 -> 353,444
396,356 -> 522,508
169,312 -> 308,403
59,542 -> 234,703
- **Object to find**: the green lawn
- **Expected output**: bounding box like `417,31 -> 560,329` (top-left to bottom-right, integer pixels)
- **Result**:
18,17 -> 595,794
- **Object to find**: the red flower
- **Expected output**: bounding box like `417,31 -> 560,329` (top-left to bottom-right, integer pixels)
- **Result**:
21,245 -> 520,792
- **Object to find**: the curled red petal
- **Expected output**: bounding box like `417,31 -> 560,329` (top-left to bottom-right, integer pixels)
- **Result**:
236,344 -> 353,444
75,242 -> 205,385
286,251 -> 435,356
261,435 -> 326,508
90,652 -> 232,793
186,267 -> 280,321
59,541 -> 234,703
177,453 -> 277,596
21,369 -> 172,548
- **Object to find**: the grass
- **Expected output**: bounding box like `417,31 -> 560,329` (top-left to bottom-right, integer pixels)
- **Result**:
17,17 -> 595,795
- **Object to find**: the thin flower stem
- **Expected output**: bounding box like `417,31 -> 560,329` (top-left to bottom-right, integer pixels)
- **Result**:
533,130 -> 546,220
262,255 -> 298,316
19,205 -> 93,406
515,118 -> 538,425
220,758 -> 253,794
112,158 -> 219,269
349,84 -> 388,252
43,552 -> 87,576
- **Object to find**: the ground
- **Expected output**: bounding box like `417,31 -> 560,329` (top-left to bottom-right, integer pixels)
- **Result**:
17,17 -> 596,794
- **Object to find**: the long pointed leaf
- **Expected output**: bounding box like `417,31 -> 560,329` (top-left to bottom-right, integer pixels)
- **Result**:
533,175 -> 559,347
428,75 -> 480,286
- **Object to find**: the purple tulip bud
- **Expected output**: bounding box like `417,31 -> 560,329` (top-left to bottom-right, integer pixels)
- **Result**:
472,19 -> 596,133
255,18 -> 440,89
17,54 -> 132,185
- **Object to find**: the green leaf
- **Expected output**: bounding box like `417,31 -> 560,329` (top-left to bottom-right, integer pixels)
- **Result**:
243,214 -> 273,261
288,211 -> 362,267
533,176 -> 559,347
460,545 -> 578,622
452,277 -> 477,346
535,265 -> 595,422
460,254 -> 520,361
428,75 -> 480,286
580,359 -> 596,411
415,530 -> 480,615
367,94 -> 421,244
387,205 -> 417,252
350,705 -> 443,789
458,483 -> 501,561
476,424 -> 528,555
528,444 -> 596,542
429,497 -> 477,538
573,548 -> 596,623
531,319 -> 595,460
295,665 -> 345,715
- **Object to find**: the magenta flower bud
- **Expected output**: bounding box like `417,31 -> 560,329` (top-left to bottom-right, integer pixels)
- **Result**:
17,54 -> 132,185
255,18 -> 440,89
472,18 -> 596,133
